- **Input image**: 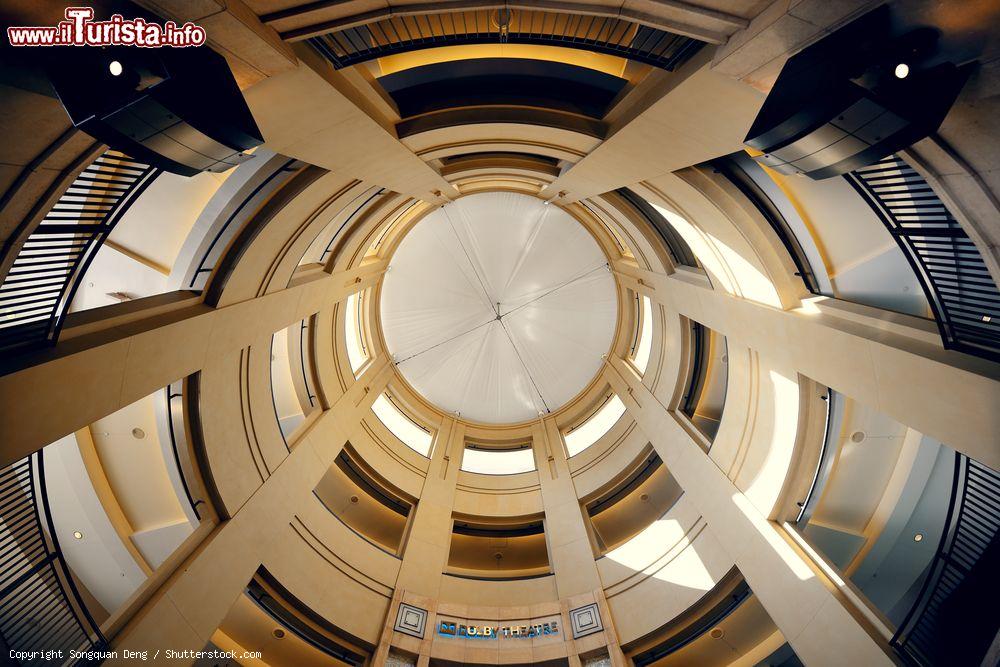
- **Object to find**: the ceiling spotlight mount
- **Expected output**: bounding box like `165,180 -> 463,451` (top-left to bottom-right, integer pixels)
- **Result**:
108,60 -> 123,77
894,62 -> 910,79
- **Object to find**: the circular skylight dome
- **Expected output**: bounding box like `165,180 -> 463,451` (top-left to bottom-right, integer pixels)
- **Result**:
380,192 -> 618,424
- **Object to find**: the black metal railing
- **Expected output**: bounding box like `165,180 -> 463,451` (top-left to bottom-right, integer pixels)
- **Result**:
0,453 -> 107,665
316,187 -> 385,265
890,453 -> 999,666
632,572 -> 751,665
246,574 -> 366,665
714,155 -> 821,294
0,151 -> 159,356
165,382 -> 205,522
795,389 -> 841,525
308,8 -> 703,71
186,157 -> 300,291
298,319 -> 316,408
680,321 -> 707,418
846,156 -> 1000,361
618,188 -> 699,268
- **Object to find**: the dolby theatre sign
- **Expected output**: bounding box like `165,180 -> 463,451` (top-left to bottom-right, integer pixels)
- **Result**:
438,619 -> 559,639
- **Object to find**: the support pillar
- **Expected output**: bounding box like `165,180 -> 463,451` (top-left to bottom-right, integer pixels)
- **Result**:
104,357 -> 391,665
606,355 -> 894,666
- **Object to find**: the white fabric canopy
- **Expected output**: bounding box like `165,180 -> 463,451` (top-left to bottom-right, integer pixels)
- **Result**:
380,192 -> 617,424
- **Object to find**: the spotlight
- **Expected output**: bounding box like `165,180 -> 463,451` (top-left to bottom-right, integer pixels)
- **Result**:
914,533 -> 924,542
73,531 -> 84,539
108,60 -> 123,77
894,62 -> 910,79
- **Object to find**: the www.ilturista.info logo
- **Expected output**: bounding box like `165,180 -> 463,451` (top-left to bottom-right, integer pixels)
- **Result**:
7,7 -> 206,47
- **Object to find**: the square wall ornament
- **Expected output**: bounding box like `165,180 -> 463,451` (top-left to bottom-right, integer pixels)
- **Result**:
569,603 -> 603,639
394,603 -> 428,638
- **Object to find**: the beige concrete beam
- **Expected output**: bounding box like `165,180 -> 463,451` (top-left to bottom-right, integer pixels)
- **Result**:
243,45 -> 458,203
615,262 -> 1000,469
605,355 -> 894,667
133,0 -> 297,87
539,56 -> 765,203
0,261 -> 386,466
710,0 -> 881,92
103,357 -> 392,663
0,83 -> 101,258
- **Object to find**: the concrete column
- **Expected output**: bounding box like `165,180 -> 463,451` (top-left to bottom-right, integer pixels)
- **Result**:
0,261 -> 386,465
605,355 -> 893,666
371,588 -> 404,666
393,417 -> 464,597
533,419 -> 627,666
533,417 -> 600,597
615,262 -> 1000,469
104,357 -> 392,665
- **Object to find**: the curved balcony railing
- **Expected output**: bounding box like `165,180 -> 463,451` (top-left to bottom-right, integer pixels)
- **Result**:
164,381 -> 206,522
795,388 -> 841,525
0,151 -> 159,356
186,157 -> 300,293
632,571 -> 751,665
306,8 -> 703,72
713,155 -> 821,294
846,156 -> 1000,361
0,453 -> 107,665
298,318 -> 316,409
617,188 -> 699,268
316,187 -> 385,266
680,320 -> 708,419
246,574 -> 366,665
891,453 -> 999,666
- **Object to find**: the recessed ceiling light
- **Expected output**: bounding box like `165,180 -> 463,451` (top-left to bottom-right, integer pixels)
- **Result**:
272,628 -> 285,639
914,533 -> 923,542
894,63 -> 910,79
109,60 -> 123,77
73,531 -> 84,540
131,427 -> 145,439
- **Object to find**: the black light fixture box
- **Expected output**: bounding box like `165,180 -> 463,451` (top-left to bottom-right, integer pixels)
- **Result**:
744,5 -> 970,180
46,45 -> 263,176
